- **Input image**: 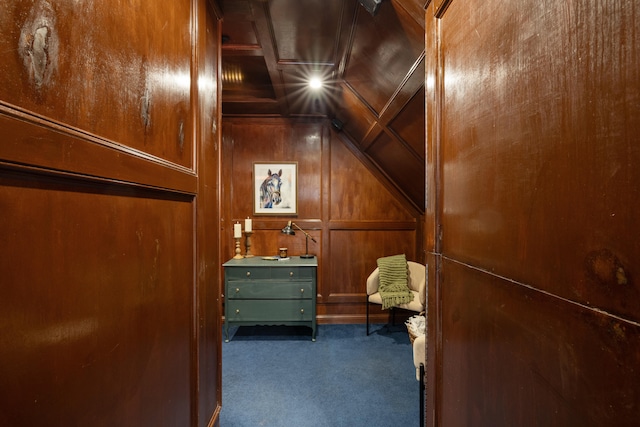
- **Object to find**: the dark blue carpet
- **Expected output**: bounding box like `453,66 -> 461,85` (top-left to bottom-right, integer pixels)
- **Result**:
221,323 -> 419,427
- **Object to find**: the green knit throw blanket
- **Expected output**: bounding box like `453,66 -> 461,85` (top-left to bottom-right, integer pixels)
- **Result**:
377,254 -> 413,310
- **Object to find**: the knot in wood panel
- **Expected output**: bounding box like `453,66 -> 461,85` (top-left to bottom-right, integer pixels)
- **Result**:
19,2 -> 59,91
585,248 -> 629,287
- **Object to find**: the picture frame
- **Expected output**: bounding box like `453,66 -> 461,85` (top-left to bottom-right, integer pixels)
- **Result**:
253,162 -> 298,215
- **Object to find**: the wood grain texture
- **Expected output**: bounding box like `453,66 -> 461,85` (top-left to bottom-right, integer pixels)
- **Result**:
441,0 -> 640,321
0,171 -> 194,426
345,0 -> 424,114
0,0 -> 193,168
427,0 -> 640,425
0,1 -> 222,426
441,260 -> 640,426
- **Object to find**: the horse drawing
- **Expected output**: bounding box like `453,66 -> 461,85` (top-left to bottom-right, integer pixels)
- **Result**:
259,169 -> 283,208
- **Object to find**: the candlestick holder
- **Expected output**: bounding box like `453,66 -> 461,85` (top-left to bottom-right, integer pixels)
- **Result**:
233,237 -> 243,259
244,231 -> 254,257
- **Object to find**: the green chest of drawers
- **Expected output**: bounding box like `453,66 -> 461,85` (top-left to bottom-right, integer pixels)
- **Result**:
223,256 -> 317,342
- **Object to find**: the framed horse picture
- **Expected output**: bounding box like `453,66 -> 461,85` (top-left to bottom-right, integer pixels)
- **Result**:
253,162 -> 298,215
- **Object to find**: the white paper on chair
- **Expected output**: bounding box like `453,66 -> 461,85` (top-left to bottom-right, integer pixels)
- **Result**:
405,314 -> 425,337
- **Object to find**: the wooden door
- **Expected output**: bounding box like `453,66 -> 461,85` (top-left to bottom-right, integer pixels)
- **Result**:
0,1 -> 221,426
425,0 -> 640,425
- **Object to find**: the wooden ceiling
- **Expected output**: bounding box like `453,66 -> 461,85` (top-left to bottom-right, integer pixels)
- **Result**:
220,0 -> 426,211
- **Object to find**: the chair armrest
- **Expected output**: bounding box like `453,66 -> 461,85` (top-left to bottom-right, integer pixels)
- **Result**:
366,267 -> 380,295
407,261 -> 427,306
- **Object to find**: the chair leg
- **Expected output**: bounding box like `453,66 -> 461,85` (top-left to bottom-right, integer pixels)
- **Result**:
366,296 -> 370,335
391,306 -> 396,326
419,363 -> 425,427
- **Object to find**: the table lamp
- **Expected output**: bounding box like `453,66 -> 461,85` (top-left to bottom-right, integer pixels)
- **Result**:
281,221 -> 316,259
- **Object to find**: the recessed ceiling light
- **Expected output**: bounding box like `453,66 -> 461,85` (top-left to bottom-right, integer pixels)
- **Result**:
309,77 -> 322,89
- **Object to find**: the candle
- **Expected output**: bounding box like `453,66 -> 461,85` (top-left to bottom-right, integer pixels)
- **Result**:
233,223 -> 242,238
245,218 -> 252,233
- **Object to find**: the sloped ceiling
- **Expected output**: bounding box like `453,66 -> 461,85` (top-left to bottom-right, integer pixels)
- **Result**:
220,0 -> 426,211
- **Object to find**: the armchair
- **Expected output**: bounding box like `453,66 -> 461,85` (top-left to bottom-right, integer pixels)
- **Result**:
365,260 -> 426,335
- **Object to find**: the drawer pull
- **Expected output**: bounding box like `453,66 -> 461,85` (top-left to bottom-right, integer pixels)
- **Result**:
235,309 -> 240,314
246,271 -> 251,277
300,309 -> 304,314
300,288 -> 304,294
290,271 -> 294,277
235,288 -> 240,293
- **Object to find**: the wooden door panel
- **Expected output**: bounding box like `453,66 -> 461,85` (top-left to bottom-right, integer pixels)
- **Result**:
439,0 -> 640,321
440,260 -> 640,426
0,1 -> 221,426
0,1 -> 193,168
0,169 -> 194,426
0,111 -> 197,194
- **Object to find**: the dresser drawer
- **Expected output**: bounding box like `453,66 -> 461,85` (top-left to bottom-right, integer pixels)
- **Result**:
227,281 -> 312,299
226,266 -> 315,281
225,267 -> 271,281
227,299 -> 314,321
270,267 -> 314,280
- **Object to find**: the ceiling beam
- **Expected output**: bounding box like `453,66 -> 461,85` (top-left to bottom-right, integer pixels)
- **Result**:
249,0 -> 290,116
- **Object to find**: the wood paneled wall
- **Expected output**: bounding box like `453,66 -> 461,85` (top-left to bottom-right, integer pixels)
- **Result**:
222,118 -> 424,322
0,1 -> 221,426
426,0 -> 640,425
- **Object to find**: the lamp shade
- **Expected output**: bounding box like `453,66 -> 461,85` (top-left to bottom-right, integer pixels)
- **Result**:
281,221 -> 316,258
281,221 -> 295,235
